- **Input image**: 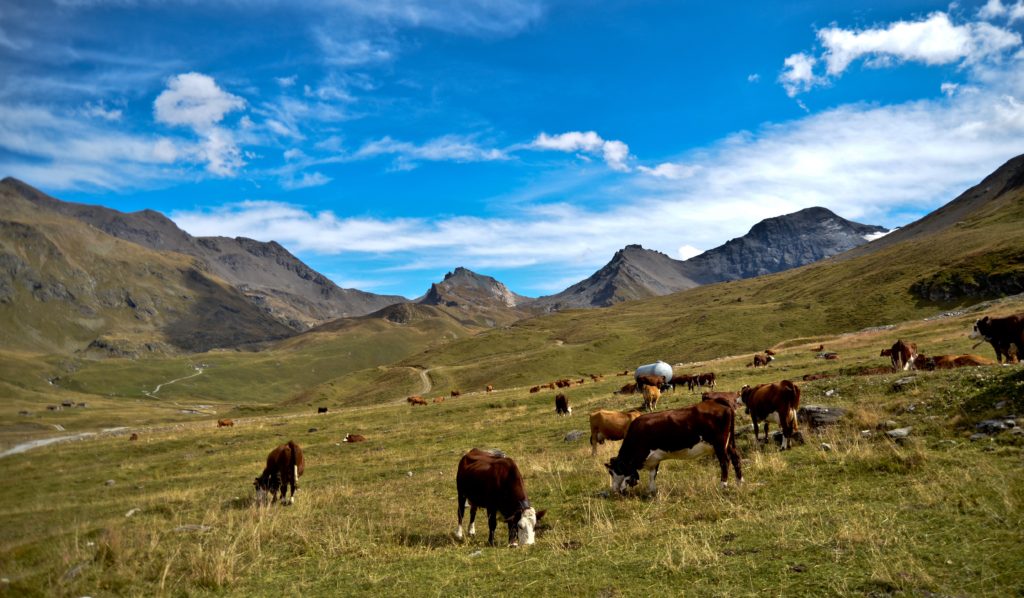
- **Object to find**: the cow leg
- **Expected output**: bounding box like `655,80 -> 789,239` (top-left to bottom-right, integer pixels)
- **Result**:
468,505 -> 478,537
456,494 -> 466,540
714,442 -> 730,486
728,438 -> 743,483
648,464 -> 660,495
486,509 -> 498,546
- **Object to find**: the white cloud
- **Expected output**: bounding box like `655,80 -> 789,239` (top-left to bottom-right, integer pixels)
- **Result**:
275,75 -> 297,88
779,52 -> 819,97
979,0 -> 1007,19
354,134 -> 508,168
281,171 -> 332,190
82,101 -> 123,121
154,72 -> 245,130
677,244 -> 703,260
637,162 -> 698,180
314,32 -> 396,66
531,131 -> 631,172
941,82 -> 959,96
170,73 -> 1024,279
782,12 -> 1022,95
153,72 -> 247,176
747,73 -> 760,83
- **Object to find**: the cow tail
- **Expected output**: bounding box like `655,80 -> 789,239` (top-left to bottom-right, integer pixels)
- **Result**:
287,440 -> 300,483
786,381 -> 801,430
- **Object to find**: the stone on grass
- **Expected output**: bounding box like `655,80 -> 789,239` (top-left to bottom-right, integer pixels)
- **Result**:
563,430 -> 585,442
885,427 -> 912,440
798,405 -> 847,429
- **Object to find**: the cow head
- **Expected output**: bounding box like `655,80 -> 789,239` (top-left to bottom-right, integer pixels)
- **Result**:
505,506 -> 545,546
605,457 -> 639,495
739,385 -> 752,410
253,471 -> 281,504
970,317 -> 991,340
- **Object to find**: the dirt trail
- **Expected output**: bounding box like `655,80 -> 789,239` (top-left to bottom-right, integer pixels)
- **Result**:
143,368 -> 204,398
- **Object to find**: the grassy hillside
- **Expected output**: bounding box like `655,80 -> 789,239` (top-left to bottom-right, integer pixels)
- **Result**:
1,306 -> 1021,596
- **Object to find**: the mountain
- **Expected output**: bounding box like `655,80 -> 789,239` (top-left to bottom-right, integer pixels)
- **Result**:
535,207 -> 887,310
381,155 -> 1024,391
532,245 -> 700,311
0,184 -> 294,354
681,207 -> 888,283
0,178 -> 405,330
415,267 -> 534,327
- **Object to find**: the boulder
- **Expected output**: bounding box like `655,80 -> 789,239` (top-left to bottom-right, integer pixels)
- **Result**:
563,430 -> 586,442
798,405 -> 847,429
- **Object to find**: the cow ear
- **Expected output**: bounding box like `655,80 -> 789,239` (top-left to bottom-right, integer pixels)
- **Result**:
604,461 -> 613,473
535,509 -> 546,521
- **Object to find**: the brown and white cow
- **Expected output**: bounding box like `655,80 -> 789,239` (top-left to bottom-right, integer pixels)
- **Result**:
451,390 -> 461,397
589,409 -> 643,456
254,440 -> 305,506
916,353 -> 996,370
641,385 -> 661,411
343,433 -> 366,443
740,380 -> 801,450
635,374 -> 668,391
605,401 -> 742,494
217,419 -> 234,428
971,314 -> 1024,364
555,393 -> 571,415
455,449 -> 545,547
407,396 -> 427,406
888,340 -> 918,371
486,384 -> 494,393
752,353 -> 774,368
529,385 -> 541,394
696,372 -> 717,389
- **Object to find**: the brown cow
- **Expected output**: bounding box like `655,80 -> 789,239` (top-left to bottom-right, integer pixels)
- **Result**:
254,441 -> 305,505
455,449 -> 545,547
888,340 -> 918,371
554,393 -> 571,415
702,390 -> 740,409
217,419 -> 234,428
129,433 -> 139,441
343,434 -> 366,443
641,385 -> 661,411
589,409 -> 643,456
752,353 -> 774,368
670,374 -> 694,392
451,390 -> 461,397
433,396 -> 445,404
486,385 -> 494,393
811,344 -> 824,352
317,407 -> 328,414
407,396 -> 428,406
617,370 -> 630,376
740,380 -> 801,450
635,374 -> 667,390
605,401 -> 743,494
764,349 -> 776,356
618,382 -> 637,394
590,374 -> 604,382
696,372 -> 716,389
916,353 -> 996,370
971,314 -> 1024,364
529,386 -> 541,393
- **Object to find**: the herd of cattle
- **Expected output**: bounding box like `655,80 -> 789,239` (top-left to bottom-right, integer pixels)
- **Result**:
227,313 -> 1023,547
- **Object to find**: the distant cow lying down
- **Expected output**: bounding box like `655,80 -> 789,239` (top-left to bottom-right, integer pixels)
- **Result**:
589,409 -> 643,456
343,434 -> 366,443
914,353 -> 996,370
407,396 -> 427,405
254,440 -> 305,506
605,400 -> 742,495
217,419 -> 234,427
455,449 -> 545,547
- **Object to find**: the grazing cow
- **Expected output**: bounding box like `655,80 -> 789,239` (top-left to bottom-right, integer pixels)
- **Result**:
635,361 -> 673,391
486,385 -> 494,393
888,340 -> 918,371
971,314 -> 1024,364
529,386 -> 541,394
823,353 -> 839,360
129,433 -> 139,441
701,391 -> 740,409
879,348 -> 892,357
618,382 -> 637,395
641,385 -> 661,411
696,372 -> 717,390
555,393 -> 571,415
555,379 -> 572,389
811,344 -> 824,352
589,409 -> 643,456
434,396 -> 445,404
590,374 -> 604,382
455,449 -> 545,547
317,407 -> 328,414
764,349 -> 776,356
451,390 -> 461,398
343,434 -> 366,443
740,380 -> 801,450
635,374 -> 668,391
217,419 -> 234,428
576,378 -> 586,385
617,370 -> 630,376
254,441 -> 305,506
407,396 -> 428,406
752,353 -> 774,368
670,375 -> 694,392
605,401 -> 743,495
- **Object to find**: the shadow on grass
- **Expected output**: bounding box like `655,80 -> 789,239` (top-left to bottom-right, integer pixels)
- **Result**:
393,530 -> 454,549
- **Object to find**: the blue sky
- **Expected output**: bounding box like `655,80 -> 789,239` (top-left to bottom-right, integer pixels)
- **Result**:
3,1 -> 1024,298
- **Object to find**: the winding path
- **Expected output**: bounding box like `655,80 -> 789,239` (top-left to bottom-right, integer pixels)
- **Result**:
143,368 -> 204,398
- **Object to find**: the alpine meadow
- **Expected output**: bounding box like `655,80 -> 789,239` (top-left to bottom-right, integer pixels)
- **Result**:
3,2 -> 1024,597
